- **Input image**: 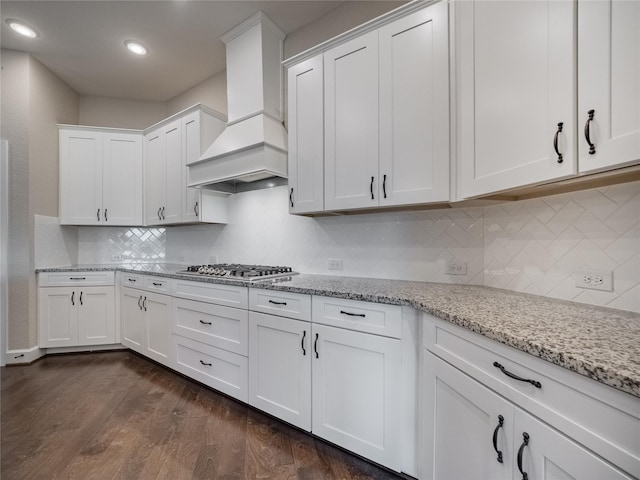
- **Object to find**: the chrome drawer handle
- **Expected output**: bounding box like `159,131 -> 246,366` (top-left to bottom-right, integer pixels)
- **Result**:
493,362 -> 541,388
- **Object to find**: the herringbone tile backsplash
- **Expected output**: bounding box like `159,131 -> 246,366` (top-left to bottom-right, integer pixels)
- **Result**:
35,180 -> 640,313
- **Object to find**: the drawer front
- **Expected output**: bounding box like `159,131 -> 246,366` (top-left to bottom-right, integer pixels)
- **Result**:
120,272 -> 144,288
172,335 -> 248,403
172,279 -> 248,309
173,298 -> 248,355
144,276 -> 171,293
249,289 -> 311,321
423,314 -> 640,477
312,296 -> 402,338
39,271 -> 115,287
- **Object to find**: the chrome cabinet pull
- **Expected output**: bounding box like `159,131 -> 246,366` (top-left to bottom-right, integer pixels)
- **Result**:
289,188 -> 294,208
493,362 -> 541,388
71,291 -> 75,306
340,310 -> 365,318
370,176 -> 374,200
97,209 -> 100,221
301,330 -> 306,356
553,122 -> 564,163
517,432 -> 530,480
584,109 -> 596,154
492,415 -> 504,463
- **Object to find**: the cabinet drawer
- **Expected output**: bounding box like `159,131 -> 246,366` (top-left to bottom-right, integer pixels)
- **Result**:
172,335 -> 248,403
173,298 -> 248,355
120,272 -> 144,287
38,271 -> 115,287
172,278 -> 248,309
249,289 -> 311,321
423,314 -> 640,477
144,276 -> 170,293
312,296 -> 402,338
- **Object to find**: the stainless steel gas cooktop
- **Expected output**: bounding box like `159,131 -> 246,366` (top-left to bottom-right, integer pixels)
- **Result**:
177,264 -> 297,282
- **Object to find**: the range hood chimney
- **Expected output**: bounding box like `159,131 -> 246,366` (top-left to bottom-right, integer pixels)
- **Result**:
188,12 -> 288,193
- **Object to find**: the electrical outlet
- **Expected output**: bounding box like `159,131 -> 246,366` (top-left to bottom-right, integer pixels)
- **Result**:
328,258 -> 343,271
445,260 -> 467,275
111,254 -> 122,261
574,269 -> 613,291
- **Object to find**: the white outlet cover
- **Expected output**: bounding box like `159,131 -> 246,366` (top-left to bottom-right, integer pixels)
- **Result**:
574,269 -> 613,292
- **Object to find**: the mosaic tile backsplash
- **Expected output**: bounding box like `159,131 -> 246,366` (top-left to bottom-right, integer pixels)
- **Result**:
35,180 -> 640,313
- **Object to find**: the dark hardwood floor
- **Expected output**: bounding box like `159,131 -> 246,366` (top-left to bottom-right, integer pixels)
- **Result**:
1,351 -> 405,480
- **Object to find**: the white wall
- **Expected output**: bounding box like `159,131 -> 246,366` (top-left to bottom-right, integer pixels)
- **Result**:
167,71 -> 228,117
42,180 -> 640,313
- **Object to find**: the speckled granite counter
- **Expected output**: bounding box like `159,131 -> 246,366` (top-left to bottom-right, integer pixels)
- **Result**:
36,265 -> 640,398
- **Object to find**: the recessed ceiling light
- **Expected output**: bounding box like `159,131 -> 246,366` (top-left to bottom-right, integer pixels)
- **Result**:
6,19 -> 39,39
124,40 -> 148,56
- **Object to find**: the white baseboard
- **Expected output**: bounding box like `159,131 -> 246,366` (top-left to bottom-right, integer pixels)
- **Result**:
6,346 -> 44,365
44,344 -> 126,355
4,344 -> 127,365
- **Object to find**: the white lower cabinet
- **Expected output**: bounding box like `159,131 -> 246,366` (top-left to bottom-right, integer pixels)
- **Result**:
420,315 -> 639,480
38,272 -> 116,348
422,353 -> 632,480
248,311 -> 312,430
120,286 -> 172,367
312,322 -> 402,471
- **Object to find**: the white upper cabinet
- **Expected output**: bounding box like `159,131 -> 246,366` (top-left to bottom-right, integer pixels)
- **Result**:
578,0 -> 640,174
456,0 -> 576,199
324,31 -> 380,211
144,105 -> 228,226
288,1 -> 451,213
287,55 -> 325,214
60,127 -> 142,226
379,2 -> 450,206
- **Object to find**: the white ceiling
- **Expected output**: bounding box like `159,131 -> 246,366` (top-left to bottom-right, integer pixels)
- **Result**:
0,1 -> 348,102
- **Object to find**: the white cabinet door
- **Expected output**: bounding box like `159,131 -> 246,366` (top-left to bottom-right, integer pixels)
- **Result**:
59,129 -> 103,225
324,31 -> 379,210
77,286 -> 115,345
514,409 -> 633,480
102,132 -> 143,226
248,312 -> 311,431
312,323 -> 402,471
143,291 -> 172,367
421,352 -> 512,480
144,130 -> 165,225
38,287 -> 78,347
163,119 -> 183,224
288,55 -> 325,214
182,111 -> 202,222
578,0 -> 640,174
456,0 -> 576,199
121,286 -> 145,354
379,2 -> 450,206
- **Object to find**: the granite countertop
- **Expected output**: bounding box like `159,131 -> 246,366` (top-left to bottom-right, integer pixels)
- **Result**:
37,264 -> 640,398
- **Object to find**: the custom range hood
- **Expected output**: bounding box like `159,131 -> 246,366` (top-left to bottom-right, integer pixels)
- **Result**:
188,12 -> 288,193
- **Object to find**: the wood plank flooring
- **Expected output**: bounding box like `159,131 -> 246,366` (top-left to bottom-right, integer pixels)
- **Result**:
1,351 -> 406,480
